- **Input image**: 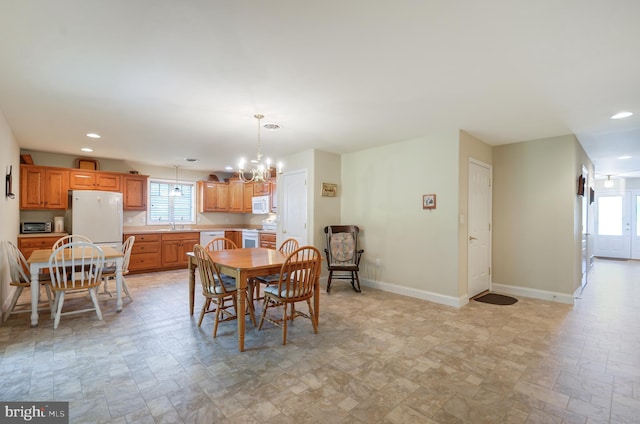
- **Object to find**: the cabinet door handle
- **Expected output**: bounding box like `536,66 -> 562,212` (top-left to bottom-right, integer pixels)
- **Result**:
469,236 -> 477,241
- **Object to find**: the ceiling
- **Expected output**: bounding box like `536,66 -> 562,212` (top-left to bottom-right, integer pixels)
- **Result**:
1,1 -> 640,179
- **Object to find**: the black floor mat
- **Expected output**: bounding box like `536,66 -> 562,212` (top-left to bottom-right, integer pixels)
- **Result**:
473,293 -> 518,305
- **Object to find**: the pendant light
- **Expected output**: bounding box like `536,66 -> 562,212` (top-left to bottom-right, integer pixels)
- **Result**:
170,165 -> 182,196
238,114 -> 283,183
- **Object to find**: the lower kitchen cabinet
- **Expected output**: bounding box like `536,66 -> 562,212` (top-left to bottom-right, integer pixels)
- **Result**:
160,232 -> 200,269
259,232 -> 276,249
126,233 -> 162,272
225,230 -> 242,248
18,235 -> 64,261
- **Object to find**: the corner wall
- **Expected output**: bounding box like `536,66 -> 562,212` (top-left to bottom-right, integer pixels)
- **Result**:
341,132 -> 462,305
492,134 -> 591,302
0,110 -> 21,318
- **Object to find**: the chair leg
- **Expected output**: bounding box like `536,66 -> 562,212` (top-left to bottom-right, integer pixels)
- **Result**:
282,302 -> 289,345
198,298 -> 210,327
3,286 -> 24,322
53,291 -> 64,329
306,299 -> 318,334
258,297 -> 269,330
353,271 -> 361,293
43,284 -> 54,313
122,277 -> 133,301
213,299 -> 222,338
327,271 -> 333,293
246,290 -> 257,326
89,288 -> 103,320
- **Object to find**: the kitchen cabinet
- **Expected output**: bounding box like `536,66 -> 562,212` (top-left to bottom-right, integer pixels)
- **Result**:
259,232 -> 276,249
198,181 -> 229,212
243,183 -> 254,213
125,233 -> 161,272
161,232 -> 199,268
253,181 -> 271,196
19,165 -> 69,210
69,169 -> 121,192
228,178 -> 244,213
122,174 -> 148,210
224,230 -> 242,248
18,235 -> 62,261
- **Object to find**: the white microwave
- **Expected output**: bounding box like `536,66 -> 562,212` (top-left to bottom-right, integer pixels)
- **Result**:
252,195 -> 270,214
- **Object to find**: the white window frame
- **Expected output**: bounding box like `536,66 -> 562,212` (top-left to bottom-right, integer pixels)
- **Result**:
147,178 -> 196,225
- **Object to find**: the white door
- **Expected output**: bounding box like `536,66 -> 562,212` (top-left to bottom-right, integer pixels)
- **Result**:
594,191 -> 631,259
468,160 -> 492,298
278,169 -> 308,245
632,191 -> 640,260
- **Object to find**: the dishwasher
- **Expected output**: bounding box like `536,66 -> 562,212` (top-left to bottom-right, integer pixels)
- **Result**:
199,230 -> 225,248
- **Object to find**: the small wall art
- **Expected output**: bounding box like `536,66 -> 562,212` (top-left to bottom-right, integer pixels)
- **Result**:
321,182 -> 337,197
423,194 -> 436,209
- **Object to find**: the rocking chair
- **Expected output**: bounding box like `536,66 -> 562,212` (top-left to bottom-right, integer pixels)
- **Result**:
323,225 -> 364,293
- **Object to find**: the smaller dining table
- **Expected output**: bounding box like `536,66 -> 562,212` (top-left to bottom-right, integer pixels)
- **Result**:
187,247 -> 321,352
27,246 -> 125,327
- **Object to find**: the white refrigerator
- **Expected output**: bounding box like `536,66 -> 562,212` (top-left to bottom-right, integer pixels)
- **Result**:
67,190 -> 123,250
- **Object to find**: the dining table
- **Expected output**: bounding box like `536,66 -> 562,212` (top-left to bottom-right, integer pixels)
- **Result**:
26,245 -> 125,327
187,247 -> 321,352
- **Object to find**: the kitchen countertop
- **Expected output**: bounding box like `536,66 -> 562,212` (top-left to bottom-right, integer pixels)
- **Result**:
18,232 -> 68,238
123,226 -> 262,234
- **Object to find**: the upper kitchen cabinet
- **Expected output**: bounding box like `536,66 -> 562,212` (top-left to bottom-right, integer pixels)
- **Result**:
228,178 -> 244,213
198,180 -> 229,212
68,169 -> 121,191
243,183 -> 254,213
122,174 -> 148,210
20,165 -> 69,210
253,181 -> 271,196
270,182 -> 277,212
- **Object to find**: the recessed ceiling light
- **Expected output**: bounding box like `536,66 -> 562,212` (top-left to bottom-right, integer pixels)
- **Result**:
184,158 -> 199,163
611,111 -> 633,119
86,133 -> 101,138
81,147 -> 93,152
617,155 -> 632,160
263,123 -> 280,130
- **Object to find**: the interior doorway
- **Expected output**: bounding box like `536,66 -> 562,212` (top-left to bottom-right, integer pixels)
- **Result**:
468,159 -> 492,298
278,169 -> 308,246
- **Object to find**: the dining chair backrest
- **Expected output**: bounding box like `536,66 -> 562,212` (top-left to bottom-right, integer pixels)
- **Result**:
3,240 -> 29,283
53,234 -> 92,250
193,244 -> 234,296
48,241 -> 105,290
276,246 -> 321,301
120,235 -> 135,273
204,237 -> 238,252
278,238 -> 299,255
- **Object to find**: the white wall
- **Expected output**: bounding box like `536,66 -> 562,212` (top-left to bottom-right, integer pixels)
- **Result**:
0,110 -> 21,317
341,132 -> 462,305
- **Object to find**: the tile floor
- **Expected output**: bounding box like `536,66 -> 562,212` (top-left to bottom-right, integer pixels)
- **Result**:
1,258 -> 640,423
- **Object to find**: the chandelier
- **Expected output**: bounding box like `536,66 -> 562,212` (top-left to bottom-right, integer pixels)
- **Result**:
238,114 -> 282,183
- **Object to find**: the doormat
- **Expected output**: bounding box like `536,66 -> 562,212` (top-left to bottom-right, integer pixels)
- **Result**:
474,293 -> 518,305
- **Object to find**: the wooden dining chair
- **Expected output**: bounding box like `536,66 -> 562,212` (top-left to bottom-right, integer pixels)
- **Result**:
323,225 -> 364,293
193,244 -> 256,337
204,237 -> 238,252
52,234 -> 92,249
252,237 -> 299,301
48,241 -> 105,329
2,240 -> 54,322
101,235 -> 135,301
258,246 -> 321,345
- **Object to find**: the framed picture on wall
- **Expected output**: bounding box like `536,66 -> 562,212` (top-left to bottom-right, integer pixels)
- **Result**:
423,194 -> 436,209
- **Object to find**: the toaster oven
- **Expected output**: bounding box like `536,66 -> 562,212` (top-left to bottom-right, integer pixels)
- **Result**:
21,221 -> 52,234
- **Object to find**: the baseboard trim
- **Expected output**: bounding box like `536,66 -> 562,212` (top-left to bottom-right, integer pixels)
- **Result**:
320,276 -> 467,308
491,283 -> 575,304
